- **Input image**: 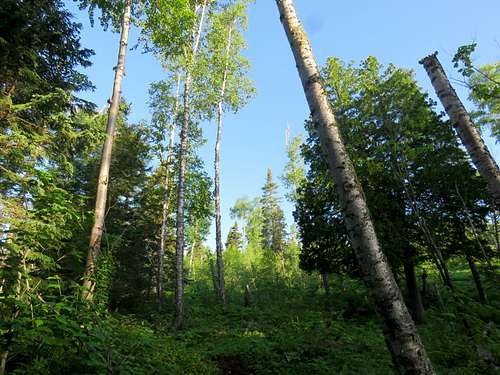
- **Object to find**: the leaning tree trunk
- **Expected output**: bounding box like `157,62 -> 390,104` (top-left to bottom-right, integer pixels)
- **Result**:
157,73 -> 181,310
455,184 -> 492,268
465,252 -> 488,304
82,0 -> 132,301
420,52 -> 500,210
275,1 -> 434,373
174,1 -> 208,331
392,156 -> 453,290
214,23 -> 234,311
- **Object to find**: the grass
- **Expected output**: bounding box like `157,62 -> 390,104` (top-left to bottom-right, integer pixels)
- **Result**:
7,260 -> 499,374
139,261 -> 500,374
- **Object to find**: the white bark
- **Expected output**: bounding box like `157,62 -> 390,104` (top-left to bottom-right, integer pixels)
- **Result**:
174,1 -> 208,330
214,22 -> 234,311
157,73 -> 181,310
420,52 -> 500,210
83,0 -> 132,301
275,1 -> 433,373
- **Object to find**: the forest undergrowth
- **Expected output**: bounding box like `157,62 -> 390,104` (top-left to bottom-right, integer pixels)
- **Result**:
6,259 -> 499,375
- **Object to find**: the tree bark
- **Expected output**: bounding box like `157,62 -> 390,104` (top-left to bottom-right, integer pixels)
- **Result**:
174,1 -> 208,330
210,257 -> 220,298
421,270 -> 427,299
275,1 -> 433,373
403,257 -> 426,324
244,284 -> 253,306
321,272 -> 330,296
321,272 -> 332,318
466,253 -> 488,304
420,52 -> 500,210
214,23 -> 234,311
82,0 -> 132,301
493,208 -> 500,254
157,73 -> 181,310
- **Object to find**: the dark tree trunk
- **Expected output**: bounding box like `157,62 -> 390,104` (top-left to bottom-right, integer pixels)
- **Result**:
321,272 -> 330,296
421,270 -> 428,299
210,258 -> 220,298
403,258 -> 426,324
321,272 -> 333,323
466,253 -> 488,304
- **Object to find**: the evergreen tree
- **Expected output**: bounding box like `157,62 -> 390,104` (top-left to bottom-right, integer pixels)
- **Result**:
260,168 -> 286,253
226,222 -> 243,250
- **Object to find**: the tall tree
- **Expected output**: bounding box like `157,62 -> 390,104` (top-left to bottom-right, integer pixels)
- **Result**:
81,0 -> 133,301
420,52 -> 500,210
174,0 -> 209,330
149,71 -> 182,309
260,169 -> 286,254
0,1 -> 95,369
274,1 -> 433,373
0,0 -> 94,99
204,0 -> 254,309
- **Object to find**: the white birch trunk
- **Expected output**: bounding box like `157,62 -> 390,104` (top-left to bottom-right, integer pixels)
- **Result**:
83,0 -> 132,301
420,52 -> 500,210
157,73 -> 181,310
174,1 -> 208,330
275,1 -> 433,373
214,22 -> 234,311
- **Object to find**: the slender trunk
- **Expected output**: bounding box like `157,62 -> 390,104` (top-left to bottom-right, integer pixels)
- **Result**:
466,253 -> 488,304
393,159 -> 453,290
420,52 -> 500,210
321,272 -> 333,325
421,270 -> 428,299
82,0 -> 132,301
403,257 -> 426,324
493,208 -> 500,254
157,74 -> 181,310
409,189 -> 452,289
174,1 -> 208,330
188,241 -> 195,277
455,184 -> 492,267
321,272 -> 330,295
275,1 -> 433,373
209,257 -> 220,298
214,23 -> 234,311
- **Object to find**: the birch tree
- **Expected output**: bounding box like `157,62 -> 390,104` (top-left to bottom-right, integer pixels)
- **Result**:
149,70 -> 181,309
274,1 -> 433,373
203,0 -> 254,309
420,52 -> 500,210
142,0 -> 213,327
174,0 -> 209,330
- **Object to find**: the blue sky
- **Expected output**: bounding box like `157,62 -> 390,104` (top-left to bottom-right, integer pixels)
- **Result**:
66,0 -> 500,248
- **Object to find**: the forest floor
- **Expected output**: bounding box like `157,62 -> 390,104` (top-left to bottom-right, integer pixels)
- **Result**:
140,260 -> 500,375
7,260 -> 500,374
